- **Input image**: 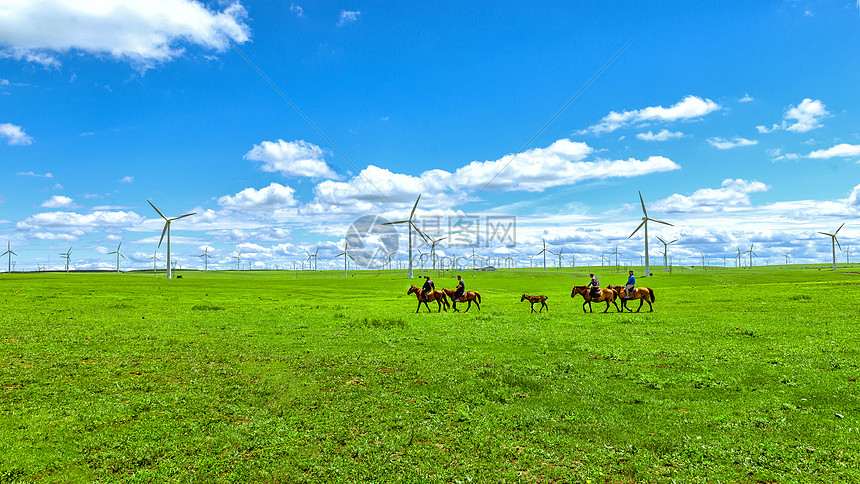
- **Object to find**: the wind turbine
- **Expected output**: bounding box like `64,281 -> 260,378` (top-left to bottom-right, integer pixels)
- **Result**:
629,191 -> 673,277
569,253 -> 576,267
609,245 -> 620,267
657,236 -> 678,272
429,235 -> 446,272
336,240 -> 355,277
736,246 -> 742,268
234,251 -> 243,271
556,248 -> 565,269
535,238 -> 550,271
468,248 -> 480,270
306,248 -> 319,271
199,247 -> 212,271
107,242 -> 125,273
785,253 -> 791,265
148,200 -> 195,280
743,244 -> 756,268
149,251 -> 161,274
60,248 -> 72,272
2,241 -> 17,273
845,246 -> 851,264
819,223 -> 844,270
382,194 -> 428,279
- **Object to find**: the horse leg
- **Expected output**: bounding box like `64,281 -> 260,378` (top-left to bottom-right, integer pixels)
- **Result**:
424,301 -> 432,313
603,299 -> 610,313
543,301 -> 548,312
465,301 -> 472,312
530,302 -> 536,313
416,301 -> 421,313
474,299 -> 480,310
582,300 -> 588,313
636,298 -> 644,313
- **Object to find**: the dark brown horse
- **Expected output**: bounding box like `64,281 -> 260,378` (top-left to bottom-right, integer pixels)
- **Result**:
607,284 -> 656,312
521,294 -> 548,313
570,285 -> 621,313
441,287 -> 482,312
407,285 -> 450,313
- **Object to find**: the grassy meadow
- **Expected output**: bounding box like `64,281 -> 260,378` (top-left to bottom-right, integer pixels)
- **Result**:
1,265 -> 859,483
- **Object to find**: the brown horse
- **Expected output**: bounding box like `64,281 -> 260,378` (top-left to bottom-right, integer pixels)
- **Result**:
407,285 -> 450,313
607,284 -> 656,313
521,294 -> 548,313
440,288 -> 482,312
570,286 -> 621,313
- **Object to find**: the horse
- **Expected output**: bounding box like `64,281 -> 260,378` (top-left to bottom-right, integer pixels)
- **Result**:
607,284 -> 656,313
521,294 -> 548,313
440,287 -> 482,312
570,285 -> 621,313
407,285 -> 450,313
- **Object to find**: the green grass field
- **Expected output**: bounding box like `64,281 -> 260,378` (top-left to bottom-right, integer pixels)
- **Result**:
1,266 -> 859,483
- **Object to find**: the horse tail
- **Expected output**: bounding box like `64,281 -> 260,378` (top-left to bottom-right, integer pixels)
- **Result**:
649,288 -> 655,303
475,292 -> 481,303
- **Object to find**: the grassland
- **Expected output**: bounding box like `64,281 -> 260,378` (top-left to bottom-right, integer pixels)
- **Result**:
1,266 -> 859,483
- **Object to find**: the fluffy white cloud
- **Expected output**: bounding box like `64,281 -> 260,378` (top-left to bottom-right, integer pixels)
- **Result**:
244,139 -> 338,179
636,129 -> 683,141
0,0 -> 250,69
120,176 -> 135,183
0,123 -> 32,145
739,93 -> 754,103
652,179 -> 770,213
17,210 -> 145,230
581,95 -> 721,134
846,183 -> 860,211
808,143 -> 860,159
41,195 -> 74,208
337,10 -> 361,26
757,98 -> 829,134
707,137 -> 758,150
766,148 -> 801,162
290,4 -> 304,17
218,182 -> 299,211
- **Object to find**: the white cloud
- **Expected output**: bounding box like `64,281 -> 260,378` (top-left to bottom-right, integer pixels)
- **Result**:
337,10 -> 361,26
17,210 -> 144,231
739,93 -> 754,103
581,95 -> 721,135
17,171 -> 52,178
0,123 -> 33,145
636,129 -> 683,142
244,139 -> 338,179
706,137 -> 758,150
651,179 -> 770,213
766,148 -> 801,162
808,143 -> 860,159
41,195 -> 74,208
218,182 -> 299,211
290,3 -> 304,17
0,0 -> 250,70
757,98 -> 829,134
120,176 -> 135,183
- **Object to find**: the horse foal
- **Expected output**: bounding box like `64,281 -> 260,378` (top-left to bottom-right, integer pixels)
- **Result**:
521,294 -> 548,313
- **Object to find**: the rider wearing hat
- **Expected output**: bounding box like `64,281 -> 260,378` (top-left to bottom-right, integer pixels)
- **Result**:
587,273 -> 600,299
625,270 -> 635,300
421,276 -> 434,300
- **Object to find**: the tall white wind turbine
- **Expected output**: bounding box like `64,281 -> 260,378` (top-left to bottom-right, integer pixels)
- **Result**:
535,238 -> 550,271
656,236 -> 678,272
1,241 -> 17,273
382,195 -> 428,279
107,242 -> 125,273
629,191 -> 673,277
819,223 -> 845,270
199,247 -> 212,271
335,240 -> 355,277
148,200 -> 195,280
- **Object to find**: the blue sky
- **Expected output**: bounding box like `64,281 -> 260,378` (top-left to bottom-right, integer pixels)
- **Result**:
2,0 -> 860,272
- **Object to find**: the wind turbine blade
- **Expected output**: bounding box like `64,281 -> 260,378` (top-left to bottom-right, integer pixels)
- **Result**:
656,236 -> 665,244
412,223 -> 430,243
120,254 -> 126,259
170,212 -> 196,221
382,220 -> 409,225
818,232 -> 832,236
629,220 -> 646,238
638,191 -> 647,216
835,237 -> 842,251
648,217 -> 673,227
668,239 -> 678,244
148,200 -> 167,220
408,194 -> 422,220
836,223 -> 845,235
158,222 -> 168,248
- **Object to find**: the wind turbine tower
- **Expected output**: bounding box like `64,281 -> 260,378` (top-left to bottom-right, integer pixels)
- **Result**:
629,191 -> 673,277
382,194 -> 428,279
148,200 -> 195,280
199,247 -> 212,271
819,223 -> 844,270
1,241 -> 17,273
107,242 -> 125,273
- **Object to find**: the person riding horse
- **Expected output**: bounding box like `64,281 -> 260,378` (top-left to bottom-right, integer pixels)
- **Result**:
625,270 -> 635,300
453,275 -> 465,302
421,276 -> 435,301
587,273 -> 600,300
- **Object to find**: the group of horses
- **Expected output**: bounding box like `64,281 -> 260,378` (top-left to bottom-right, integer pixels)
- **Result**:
407,282 -> 656,314
407,285 -> 482,313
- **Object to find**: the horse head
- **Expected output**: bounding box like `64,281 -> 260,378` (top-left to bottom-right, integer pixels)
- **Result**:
521,294 -> 527,302
571,286 -> 584,298
407,285 -> 419,295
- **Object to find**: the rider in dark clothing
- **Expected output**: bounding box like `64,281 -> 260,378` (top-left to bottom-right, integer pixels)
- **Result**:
421,276 -> 434,300
587,273 -> 600,299
453,275 -> 465,302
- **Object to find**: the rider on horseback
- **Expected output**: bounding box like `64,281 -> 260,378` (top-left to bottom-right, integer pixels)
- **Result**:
625,270 -> 635,300
453,275 -> 465,302
587,273 -> 600,299
421,276 -> 434,301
